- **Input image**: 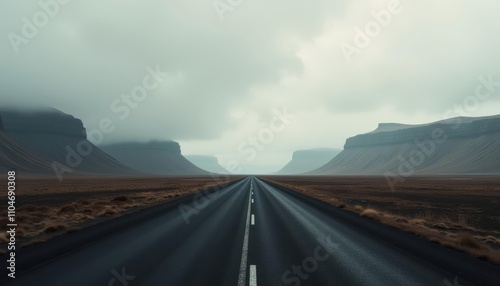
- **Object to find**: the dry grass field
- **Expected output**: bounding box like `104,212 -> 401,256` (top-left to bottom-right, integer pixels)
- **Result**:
262,175 -> 500,264
0,175 -> 239,253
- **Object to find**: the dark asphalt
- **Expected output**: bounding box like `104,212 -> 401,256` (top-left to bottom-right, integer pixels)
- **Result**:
2,176 -> 500,286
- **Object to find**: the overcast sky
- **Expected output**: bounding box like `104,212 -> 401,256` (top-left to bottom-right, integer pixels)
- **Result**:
2,0 -> 500,173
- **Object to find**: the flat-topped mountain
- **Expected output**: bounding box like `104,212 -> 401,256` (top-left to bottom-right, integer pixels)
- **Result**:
276,148 -> 342,175
101,141 -> 209,176
1,108 -> 86,139
0,108 -> 135,176
346,115 -> 500,148
312,115 -> 500,175
186,155 -> 227,174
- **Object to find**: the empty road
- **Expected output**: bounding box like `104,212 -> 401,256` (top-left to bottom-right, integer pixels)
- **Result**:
2,177 -> 500,285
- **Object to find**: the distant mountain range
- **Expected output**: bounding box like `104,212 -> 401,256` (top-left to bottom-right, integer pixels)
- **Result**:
186,155 -> 227,174
2,108 -> 499,177
276,148 -> 342,175
311,115 -> 500,175
0,108 -> 209,177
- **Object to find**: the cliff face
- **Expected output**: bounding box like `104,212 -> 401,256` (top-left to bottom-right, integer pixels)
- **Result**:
1,108 -> 86,139
276,148 -> 342,175
0,108 -> 135,176
312,115 -> 500,175
345,116 -> 500,149
101,141 -> 209,176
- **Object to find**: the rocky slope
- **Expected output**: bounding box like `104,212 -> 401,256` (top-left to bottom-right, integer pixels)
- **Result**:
312,115 -> 500,175
0,108 -> 135,176
186,155 -> 227,174
0,114 -> 55,173
101,141 -> 209,176
276,148 -> 342,175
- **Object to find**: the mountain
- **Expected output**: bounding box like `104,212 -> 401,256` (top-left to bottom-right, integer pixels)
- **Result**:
0,114 -> 55,174
312,115 -> 500,175
101,141 -> 209,176
0,108 -> 136,177
0,130 -> 54,174
185,155 -> 227,174
276,148 -> 342,175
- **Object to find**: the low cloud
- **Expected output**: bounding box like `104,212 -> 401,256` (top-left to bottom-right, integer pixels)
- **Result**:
1,0 -> 499,172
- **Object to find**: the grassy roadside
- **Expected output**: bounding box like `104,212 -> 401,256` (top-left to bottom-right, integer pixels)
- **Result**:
264,177 -> 500,265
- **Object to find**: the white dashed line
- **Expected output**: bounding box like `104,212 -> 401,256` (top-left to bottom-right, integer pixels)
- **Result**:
252,199 -> 254,204
250,265 -> 257,286
237,188 -> 253,286
251,214 -> 255,225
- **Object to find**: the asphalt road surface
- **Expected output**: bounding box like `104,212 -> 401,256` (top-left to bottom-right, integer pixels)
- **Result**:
2,177 -> 500,285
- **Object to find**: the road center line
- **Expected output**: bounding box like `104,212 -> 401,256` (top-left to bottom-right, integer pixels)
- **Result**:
237,185 -> 253,286
251,214 -> 255,225
250,265 -> 257,286
252,199 -> 254,204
